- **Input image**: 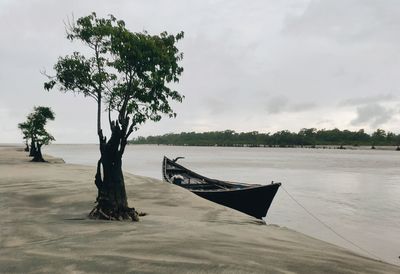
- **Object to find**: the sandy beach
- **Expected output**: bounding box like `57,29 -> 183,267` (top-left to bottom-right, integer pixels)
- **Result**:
0,147 -> 398,273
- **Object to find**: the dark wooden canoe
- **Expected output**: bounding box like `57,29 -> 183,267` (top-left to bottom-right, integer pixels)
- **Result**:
162,156 -> 281,219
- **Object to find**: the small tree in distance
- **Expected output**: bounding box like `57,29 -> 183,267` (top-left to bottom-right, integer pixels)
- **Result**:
18,106 -> 55,162
18,121 -> 30,152
44,13 -> 184,221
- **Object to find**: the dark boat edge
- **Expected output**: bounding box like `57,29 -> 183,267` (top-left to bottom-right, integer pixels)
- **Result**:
162,156 -> 281,219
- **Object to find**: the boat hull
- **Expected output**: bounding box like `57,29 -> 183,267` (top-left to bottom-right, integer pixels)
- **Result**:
193,184 -> 280,219
162,156 -> 281,219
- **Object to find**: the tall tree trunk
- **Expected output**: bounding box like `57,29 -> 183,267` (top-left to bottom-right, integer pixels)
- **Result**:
24,142 -> 29,152
29,140 -> 36,157
32,143 -> 45,162
89,123 -> 139,221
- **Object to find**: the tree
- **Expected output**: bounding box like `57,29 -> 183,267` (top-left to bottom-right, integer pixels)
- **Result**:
298,128 -> 317,146
18,106 -> 55,162
18,121 -> 30,152
371,129 -> 386,146
44,13 -> 184,221
18,118 -> 36,156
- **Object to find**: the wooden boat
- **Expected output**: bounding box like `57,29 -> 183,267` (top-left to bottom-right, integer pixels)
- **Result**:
162,156 -> 281,219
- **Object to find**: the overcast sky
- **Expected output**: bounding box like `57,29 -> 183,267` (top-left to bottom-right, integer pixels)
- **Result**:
1,0 -> 400,143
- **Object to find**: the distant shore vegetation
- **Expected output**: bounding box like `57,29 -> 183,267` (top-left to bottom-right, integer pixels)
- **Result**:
129,128 -> 400,148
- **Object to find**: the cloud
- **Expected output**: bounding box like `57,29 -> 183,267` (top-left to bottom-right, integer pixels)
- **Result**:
340,94 -> 397,106
283,0 -> 400,44
291,102 -> 316,112
2,0 -> 400,143
203,97 -> 230,116
265,96 -> 289,114
265,96 -> 316,114
351,103 -> 395,128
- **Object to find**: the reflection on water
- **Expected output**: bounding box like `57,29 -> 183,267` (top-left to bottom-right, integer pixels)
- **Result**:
44,144 -> 400,265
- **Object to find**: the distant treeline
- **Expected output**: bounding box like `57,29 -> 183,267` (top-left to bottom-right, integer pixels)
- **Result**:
129,129 -> 400,147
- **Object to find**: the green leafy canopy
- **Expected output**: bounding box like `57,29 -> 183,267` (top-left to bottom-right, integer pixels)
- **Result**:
18,106 -> 55,145
45,12 -> 184,139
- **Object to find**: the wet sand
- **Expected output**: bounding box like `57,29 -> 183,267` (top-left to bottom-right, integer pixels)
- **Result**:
0,147 -> 398,273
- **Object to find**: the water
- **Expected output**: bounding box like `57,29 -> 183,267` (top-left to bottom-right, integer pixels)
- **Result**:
44,144 -> 400,265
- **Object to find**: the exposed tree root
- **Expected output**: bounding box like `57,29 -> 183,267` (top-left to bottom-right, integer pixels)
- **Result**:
88,126 -> 148,223
88,205 -> 146,222
31,157 -> 46,163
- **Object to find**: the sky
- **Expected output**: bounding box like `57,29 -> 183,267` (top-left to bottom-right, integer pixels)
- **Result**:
1,0 -> 400,143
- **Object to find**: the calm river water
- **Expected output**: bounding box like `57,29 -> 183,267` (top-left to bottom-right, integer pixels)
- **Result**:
44,144 -> 400,265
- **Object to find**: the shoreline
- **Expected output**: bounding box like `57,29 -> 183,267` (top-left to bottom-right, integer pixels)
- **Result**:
1,147 -> 399,273
128,143 -> 400,151
4,143 -> 398,152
